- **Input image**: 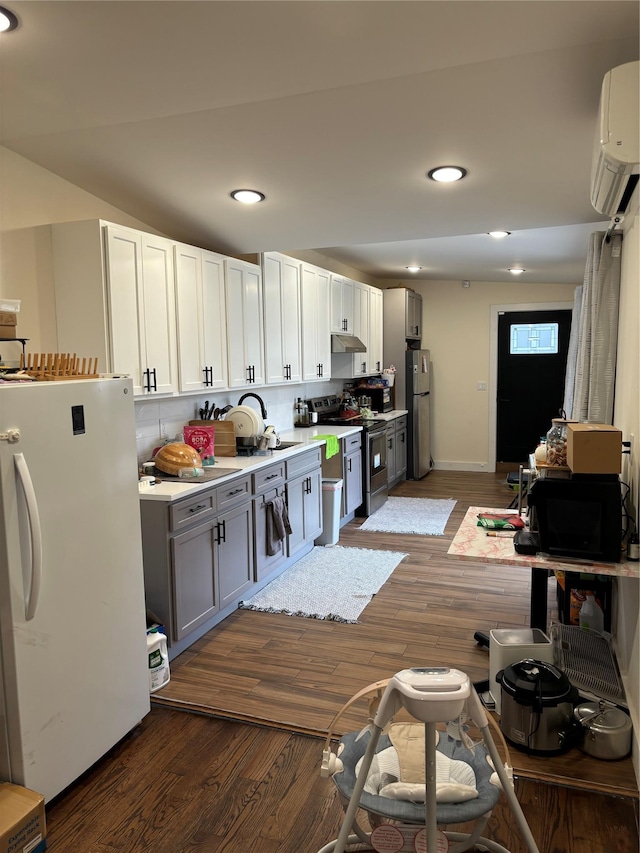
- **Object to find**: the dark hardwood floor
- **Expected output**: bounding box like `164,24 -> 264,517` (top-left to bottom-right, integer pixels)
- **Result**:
45,470 -> 639,852
46,707 -> 639,852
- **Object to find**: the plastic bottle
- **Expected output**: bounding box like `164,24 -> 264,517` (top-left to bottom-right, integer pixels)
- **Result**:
147,631 -> 170,693
579,592 -> 604,634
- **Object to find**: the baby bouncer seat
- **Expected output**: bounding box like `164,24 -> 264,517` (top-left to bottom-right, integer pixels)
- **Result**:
318,667 -> 540,853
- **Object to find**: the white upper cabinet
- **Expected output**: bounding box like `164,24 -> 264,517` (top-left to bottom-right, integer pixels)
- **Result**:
52,220 -> 178,397
332,282 -> 384,379
300,262 -> 331,382
106,226 -> 178,396
225,257 -> 265,388
368,286 -> 383,374
330,274 -> 354,334
351,281 -> 370,377
262,252 -> 302,385
174,243 -> 228,394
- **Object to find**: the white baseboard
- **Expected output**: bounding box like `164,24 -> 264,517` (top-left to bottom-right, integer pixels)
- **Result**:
432,460 -> 494,473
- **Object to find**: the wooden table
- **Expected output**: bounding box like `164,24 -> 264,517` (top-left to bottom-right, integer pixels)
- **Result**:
448,506 -> 640,631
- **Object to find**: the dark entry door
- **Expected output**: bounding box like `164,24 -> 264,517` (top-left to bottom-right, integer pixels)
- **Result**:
496,309 -> 572,463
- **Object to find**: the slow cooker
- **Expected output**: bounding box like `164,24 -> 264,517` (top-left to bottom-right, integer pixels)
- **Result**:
497,659 -> 579,755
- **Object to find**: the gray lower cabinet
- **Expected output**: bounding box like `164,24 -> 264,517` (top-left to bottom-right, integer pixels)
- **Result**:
172,519 -> 218,640
344,435 -> 363,517
252,460 -> 287,581
286,448 -> 323,557
216,500 -> 254,608
141,449 -> 324,657
141,474 -> 253,649
387,415 -> 407,488
321,433 -> 363,520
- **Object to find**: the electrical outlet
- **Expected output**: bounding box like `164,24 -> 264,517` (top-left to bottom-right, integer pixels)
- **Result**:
159,419 -> 170,439
477,381 -> 487,391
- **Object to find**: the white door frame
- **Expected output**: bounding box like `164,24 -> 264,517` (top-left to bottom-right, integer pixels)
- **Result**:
488,301 -> 574,471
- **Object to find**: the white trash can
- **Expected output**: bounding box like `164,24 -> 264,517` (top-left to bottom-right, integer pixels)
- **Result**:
315,478 -> 343,546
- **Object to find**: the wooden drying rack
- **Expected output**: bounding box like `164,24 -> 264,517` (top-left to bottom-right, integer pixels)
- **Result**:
20,353 -> 99,381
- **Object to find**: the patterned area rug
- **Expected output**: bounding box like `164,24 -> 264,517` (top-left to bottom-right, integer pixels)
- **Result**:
359,496 -> 457,536
239,545 -> 408,623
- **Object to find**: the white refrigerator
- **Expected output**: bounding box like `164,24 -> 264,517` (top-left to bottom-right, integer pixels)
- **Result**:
0,377 -> 150,802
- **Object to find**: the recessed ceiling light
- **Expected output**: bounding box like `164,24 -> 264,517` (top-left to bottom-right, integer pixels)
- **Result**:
508,267 -> 526,275
230,189 -> 265,204
0,5 -> 18,31
406,266 -> 422,273
427,166 -> 467,183
488,231 -> 511,239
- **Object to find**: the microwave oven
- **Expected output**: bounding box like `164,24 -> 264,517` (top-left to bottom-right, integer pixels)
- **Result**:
355,386 -> 393,413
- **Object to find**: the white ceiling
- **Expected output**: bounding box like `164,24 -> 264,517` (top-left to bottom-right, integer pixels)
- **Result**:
2,1 -> 638,284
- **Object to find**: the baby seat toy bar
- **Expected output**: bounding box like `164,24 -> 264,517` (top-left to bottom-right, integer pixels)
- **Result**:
318,667 -> 540,853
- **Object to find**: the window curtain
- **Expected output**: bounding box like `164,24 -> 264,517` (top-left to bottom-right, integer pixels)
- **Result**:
565,231 -> 622,424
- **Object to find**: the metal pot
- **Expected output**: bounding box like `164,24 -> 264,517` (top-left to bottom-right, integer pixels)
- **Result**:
574,701 -> 632,760
497,659 -> 579,755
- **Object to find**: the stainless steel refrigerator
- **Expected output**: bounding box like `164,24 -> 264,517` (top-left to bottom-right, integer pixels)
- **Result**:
406,349 -> 431,479
0,377 -> 150,802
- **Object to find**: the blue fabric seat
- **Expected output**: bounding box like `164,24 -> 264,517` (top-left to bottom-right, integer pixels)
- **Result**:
333,727 -> 501,825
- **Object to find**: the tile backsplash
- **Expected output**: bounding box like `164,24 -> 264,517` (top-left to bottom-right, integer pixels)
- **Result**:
135,380 -> 343,463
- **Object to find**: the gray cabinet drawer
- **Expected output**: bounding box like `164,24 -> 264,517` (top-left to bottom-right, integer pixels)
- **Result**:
285,447 -> 322,479
216,474 -> 252,510
253,462 -> 286,495
395,416 -> 407,431
344,433 -> 362,453
169,490 -> 217,531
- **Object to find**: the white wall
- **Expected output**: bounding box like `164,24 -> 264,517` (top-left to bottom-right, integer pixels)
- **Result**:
380,279 -> 576,469
0,147 -> 160,352
612,189 -> 639,780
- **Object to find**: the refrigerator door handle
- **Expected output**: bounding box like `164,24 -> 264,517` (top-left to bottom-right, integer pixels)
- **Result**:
14,452 -> 43,621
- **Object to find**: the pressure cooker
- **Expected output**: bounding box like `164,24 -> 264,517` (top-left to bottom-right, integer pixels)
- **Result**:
497,659 -> 579,755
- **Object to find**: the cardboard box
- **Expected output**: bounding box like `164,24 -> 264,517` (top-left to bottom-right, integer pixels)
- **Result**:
0,313 -> 17,339
567,423 -> 622,474
0,783 -> 47,853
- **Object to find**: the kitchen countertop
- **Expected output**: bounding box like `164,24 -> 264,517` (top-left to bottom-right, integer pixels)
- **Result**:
139,423 -> 363,502
371,409 -> 408,422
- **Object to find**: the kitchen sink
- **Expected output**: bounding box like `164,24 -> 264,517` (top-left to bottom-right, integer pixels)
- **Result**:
273,441 -> 302,450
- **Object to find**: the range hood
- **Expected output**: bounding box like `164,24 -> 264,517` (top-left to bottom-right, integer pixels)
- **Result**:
331,334 -> 367,353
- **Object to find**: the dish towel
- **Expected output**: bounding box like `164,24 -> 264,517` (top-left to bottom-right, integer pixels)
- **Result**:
266,495 -> 292,556
312,434 -> 340,460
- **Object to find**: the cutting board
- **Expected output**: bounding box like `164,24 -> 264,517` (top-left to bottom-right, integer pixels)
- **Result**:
189,420 -> 236,456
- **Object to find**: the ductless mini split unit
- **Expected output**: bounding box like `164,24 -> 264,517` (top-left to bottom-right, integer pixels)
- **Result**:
590,60 -> 639,216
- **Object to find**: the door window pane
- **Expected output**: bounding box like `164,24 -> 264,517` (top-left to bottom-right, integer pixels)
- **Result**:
510,323 -> 559,355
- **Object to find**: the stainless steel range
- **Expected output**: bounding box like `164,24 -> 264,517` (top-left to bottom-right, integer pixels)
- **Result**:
308,395 -> 388,517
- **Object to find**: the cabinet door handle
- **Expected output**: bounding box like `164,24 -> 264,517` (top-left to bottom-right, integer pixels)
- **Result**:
228,487 -> 244,496
143,368 -> 150,392
348,458 -> 352,472
189,504 -> 207,514
216,519 -> 226,544
362,362 -> 366,374
304,476 -> 312,495
150,368 -> 157,392
388,438 -> 393,449
265,473 -> 279,481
